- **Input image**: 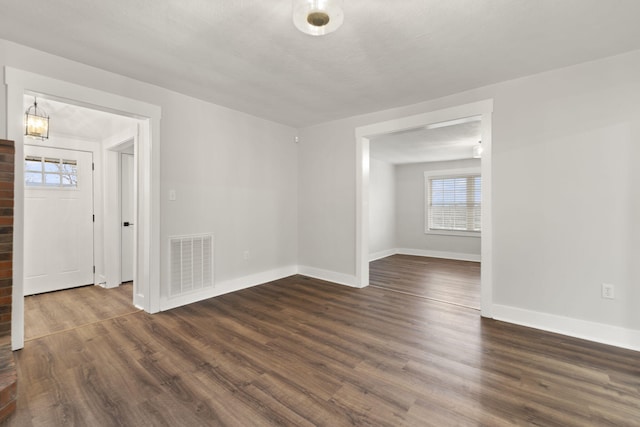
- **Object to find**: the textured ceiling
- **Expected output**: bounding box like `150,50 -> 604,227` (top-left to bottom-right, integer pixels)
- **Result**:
370,119 -> 481,164
4,1 -> 640,127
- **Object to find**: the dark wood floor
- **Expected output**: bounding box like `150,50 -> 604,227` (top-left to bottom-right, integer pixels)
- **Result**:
24,282 -> 137,341
6,275 -> 640,426
370,255 -> 481,309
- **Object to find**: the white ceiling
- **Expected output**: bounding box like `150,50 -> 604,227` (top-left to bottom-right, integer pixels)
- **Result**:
4,1 -> 640,127
24,95 -> 139,141
370,118 -> 482,164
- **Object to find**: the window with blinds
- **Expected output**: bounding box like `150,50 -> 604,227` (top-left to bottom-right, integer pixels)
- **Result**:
425,172 -> 481,235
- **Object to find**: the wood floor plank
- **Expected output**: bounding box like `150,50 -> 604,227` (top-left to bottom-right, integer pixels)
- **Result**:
7,272 -> 640,426
24,282 -> 137,341
370,254 -> 480,309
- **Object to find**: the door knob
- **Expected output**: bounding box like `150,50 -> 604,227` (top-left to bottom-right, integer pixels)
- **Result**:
123,222 -> 134,227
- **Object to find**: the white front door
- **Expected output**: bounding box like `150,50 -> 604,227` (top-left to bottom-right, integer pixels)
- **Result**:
24,145 -> 94,295
121,153 -> 135,283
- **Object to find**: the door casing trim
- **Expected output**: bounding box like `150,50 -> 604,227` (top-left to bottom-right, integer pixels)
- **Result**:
5,66 -> 161,350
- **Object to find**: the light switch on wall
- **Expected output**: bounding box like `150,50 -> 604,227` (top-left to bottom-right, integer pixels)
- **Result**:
169,190 -> 176,201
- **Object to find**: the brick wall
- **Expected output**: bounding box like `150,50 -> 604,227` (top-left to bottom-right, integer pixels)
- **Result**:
0,140 -> 13,339
0,139 -> 14,423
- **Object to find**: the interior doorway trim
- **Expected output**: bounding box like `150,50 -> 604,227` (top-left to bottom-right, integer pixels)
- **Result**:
5,67 -> 162,350
355,99 -> 494,317
103,135 -> 136,291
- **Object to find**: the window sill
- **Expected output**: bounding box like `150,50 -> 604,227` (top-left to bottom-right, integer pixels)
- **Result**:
425,229 -> 481,238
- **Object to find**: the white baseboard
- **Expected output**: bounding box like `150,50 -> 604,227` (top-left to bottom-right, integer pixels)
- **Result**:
160,265 -> 298,311
158,262 -> 640,352
396,248 -> 481,262
297,265 -> 360,288
493,304 -> 640,352
369,248 -> 397,262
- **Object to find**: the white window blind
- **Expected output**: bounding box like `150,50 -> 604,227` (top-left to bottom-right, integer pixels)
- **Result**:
426,174 -> 481,234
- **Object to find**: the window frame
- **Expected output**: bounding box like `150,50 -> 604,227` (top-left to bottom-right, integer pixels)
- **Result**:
424,167 -> 481,238
25,155 -> 79,190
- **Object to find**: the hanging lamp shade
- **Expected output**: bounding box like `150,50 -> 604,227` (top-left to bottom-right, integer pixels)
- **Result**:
25,98 -> 49,140
293,0 -> 344,36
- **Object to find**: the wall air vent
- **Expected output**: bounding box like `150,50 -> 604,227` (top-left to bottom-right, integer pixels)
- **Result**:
169,234 -> 213,297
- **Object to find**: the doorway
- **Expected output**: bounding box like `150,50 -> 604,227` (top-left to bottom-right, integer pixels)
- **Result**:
355,100 -> 494,317
20,95 -> 143,341
121,152 -> 135,283
367,117 -> 483,309
6,67 -> 161,350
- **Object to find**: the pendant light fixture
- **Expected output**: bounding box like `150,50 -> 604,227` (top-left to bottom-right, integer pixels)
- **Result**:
25,97 -> 49,140
293,0 -> 344,36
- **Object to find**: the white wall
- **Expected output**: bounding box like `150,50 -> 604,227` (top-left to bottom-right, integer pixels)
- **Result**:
0,40 -> 299,303
369,157 -> 482,261
298,50 -> 640,348
297,120 -> 354,275
368,158 -> 395,259
396,159 -> 480,259
160,93 -> 298,292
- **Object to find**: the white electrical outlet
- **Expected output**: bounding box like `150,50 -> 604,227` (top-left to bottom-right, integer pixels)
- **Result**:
602,283 -> 615,299
243,250 -> 250,261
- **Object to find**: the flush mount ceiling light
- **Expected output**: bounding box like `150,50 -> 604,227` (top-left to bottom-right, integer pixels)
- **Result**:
293,0 -> 344,36
25,97 -> 49,140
